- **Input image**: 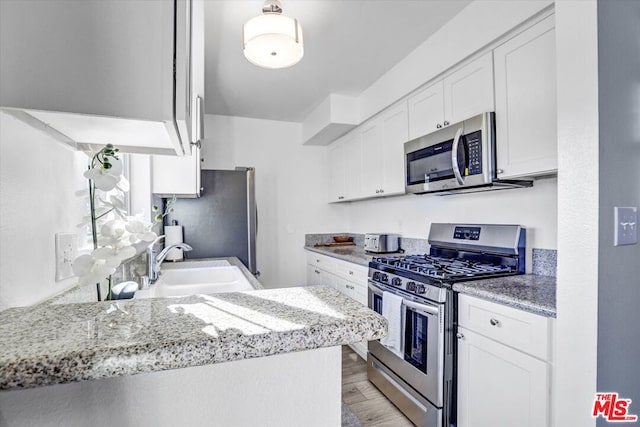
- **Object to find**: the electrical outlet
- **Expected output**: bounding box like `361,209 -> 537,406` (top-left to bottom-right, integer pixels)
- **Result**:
614,207 -> 638,246
55,233 -> 77,281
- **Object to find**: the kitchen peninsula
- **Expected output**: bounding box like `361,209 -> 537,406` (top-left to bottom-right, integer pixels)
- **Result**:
0,271 -> 386,426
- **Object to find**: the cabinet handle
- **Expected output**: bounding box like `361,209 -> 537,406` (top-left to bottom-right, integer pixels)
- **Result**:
443,120 -> 450,126
490,318 -> 501,327
436,123 -> 442,129
497,169 -> 504,175
456,332 -> 465,339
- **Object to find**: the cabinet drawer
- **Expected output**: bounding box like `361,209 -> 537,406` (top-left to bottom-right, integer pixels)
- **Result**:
306,252 -> 335,272
334,261 -> 368,282
458,294 -> 551,360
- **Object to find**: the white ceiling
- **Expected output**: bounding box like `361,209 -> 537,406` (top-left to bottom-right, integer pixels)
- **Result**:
204,0 -> 472,123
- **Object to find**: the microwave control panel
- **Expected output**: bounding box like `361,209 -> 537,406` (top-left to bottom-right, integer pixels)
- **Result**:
466,130 -> 482,176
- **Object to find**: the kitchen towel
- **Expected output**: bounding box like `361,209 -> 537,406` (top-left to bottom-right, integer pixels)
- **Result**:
164,225 -> 184,261
380,291 -> 404,359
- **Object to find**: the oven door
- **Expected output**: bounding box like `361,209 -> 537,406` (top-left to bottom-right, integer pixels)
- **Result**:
368,282 -> 445,406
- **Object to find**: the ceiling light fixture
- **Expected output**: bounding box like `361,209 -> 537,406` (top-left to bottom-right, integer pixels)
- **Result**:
243,0 -> 304,69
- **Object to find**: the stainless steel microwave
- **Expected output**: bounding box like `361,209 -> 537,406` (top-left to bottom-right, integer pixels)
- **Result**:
404,112 -> 532,194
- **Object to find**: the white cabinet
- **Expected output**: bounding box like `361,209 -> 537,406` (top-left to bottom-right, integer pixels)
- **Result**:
334,101 -> 408,202
152,147 -> 202,197
442,52 -> 495,125
494,16 -> 557,178
305,251 -> 369,359
457,294 -> 552,427
408,53 -> 494,139
342,131 -> 363,200
327,131 -> 363,202
327,140 -> 346,202
361,102 -> 408,197
0,0 -> 204,156
408,81 -> 445,140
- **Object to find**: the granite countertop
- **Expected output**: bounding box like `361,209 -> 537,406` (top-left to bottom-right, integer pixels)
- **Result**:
307,246 -> 556,318
304,245 -> 374,267
0,258 -> 387,391
453,274 -> 557,318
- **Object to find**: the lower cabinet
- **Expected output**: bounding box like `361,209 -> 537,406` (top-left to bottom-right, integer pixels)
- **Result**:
457,294 -> 552,427
306,251 -> 369,359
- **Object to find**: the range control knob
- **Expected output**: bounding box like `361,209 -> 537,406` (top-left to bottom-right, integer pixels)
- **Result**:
372,272 -> 381,281
407,281 -> 416,292
416,284 -> 426,294
381,274 -> 389,282
391,277 -> 402,287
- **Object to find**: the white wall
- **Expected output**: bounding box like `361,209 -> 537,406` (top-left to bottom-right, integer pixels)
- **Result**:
0,111 -> 88,310
202,114 -> 347,289
347,178 -> 557,273
554,2 -> 600,426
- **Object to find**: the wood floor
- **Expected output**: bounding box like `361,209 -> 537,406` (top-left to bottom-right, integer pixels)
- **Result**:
342,346 -> 414,427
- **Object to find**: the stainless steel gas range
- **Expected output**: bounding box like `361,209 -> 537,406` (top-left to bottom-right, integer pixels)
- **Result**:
367,223 -> 526,427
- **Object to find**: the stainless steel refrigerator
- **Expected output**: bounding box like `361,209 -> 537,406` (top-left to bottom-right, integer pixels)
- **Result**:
165,168 -> 257,275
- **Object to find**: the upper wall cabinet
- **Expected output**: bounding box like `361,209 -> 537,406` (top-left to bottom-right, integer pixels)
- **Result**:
152,147 -> 202,198
0,0 -> 204,156
493,16 -> 557,179
408,53 -> 494,140
361,102 -> 408,198
329,102 -> 408,203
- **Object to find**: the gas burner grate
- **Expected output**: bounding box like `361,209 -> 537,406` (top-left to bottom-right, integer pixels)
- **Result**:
372,254 -> 514,281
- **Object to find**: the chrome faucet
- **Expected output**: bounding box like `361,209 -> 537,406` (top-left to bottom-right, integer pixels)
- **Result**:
147,236 -> 193,283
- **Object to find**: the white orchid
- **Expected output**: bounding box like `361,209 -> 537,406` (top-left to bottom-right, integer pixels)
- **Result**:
72,254 -> 117,286
73,144 -> 165,301
126,217 -> 158,244
82,147 -> 123,191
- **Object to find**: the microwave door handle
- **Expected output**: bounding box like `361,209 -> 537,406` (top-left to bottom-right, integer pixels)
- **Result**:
451,127 -> 465,186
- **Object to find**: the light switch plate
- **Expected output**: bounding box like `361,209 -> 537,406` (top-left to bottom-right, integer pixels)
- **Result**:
614,207 -> 638,246
55,232 -> 77,281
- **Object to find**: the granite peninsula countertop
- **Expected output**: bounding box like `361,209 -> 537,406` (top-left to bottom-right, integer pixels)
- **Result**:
453,275 -> 557,318
0,259 -> 387,391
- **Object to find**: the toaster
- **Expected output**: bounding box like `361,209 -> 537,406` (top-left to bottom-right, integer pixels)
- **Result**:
364,233 -> 400,253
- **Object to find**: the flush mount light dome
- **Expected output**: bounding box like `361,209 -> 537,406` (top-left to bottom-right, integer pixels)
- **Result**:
243,0 -> 304,69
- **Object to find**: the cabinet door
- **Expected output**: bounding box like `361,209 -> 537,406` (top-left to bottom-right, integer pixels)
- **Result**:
151,146 -> 201,197
327,140 -> 346,202
360,120 -> 384,197
306,265 -> 323,286
494,16 -> 557,178
381,102 -> 409,196
342,131 -> 363,200
408,81 -> 445,139
443,52 -> 494,124
457,327 -> 550,427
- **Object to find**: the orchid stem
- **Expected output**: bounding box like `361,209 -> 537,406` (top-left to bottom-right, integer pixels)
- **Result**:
107,275 -> 112,301
88,176 -> 102,302
95,208 -> 115,220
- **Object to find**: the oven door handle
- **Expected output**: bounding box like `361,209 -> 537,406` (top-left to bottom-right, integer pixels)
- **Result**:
368,281 -> 385,296
451,127 -> 466,186
403,299 -> 440,316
